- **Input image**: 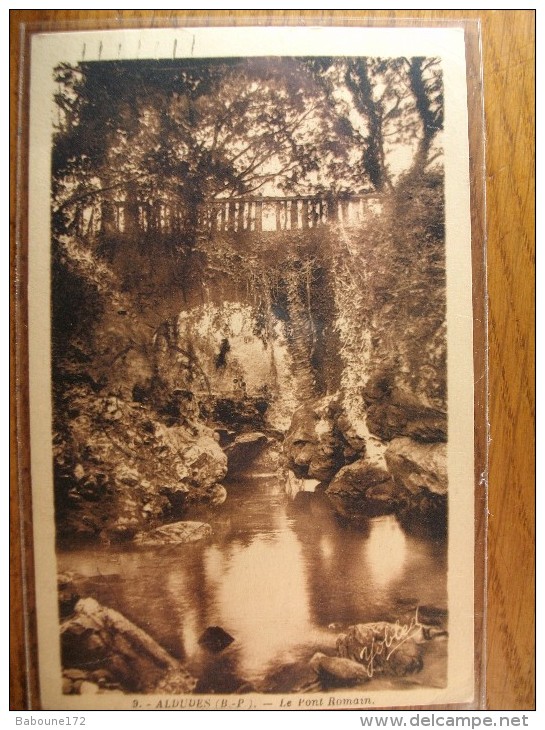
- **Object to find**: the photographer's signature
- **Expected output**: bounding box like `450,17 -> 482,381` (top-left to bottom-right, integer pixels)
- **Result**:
359,609 -> 424,678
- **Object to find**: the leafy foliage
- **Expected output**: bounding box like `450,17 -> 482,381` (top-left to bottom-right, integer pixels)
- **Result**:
50,55 -> 447,539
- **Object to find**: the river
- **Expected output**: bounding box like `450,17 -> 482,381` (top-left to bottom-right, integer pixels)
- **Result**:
58,473 -> 448,693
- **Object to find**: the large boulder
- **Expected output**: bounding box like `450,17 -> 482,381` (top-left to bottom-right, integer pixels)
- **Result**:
134,520 -> 212,546
284,396 -> 365,483
363,375 -> 447,443
61,597 -> 197,693
224,432 -> 268,476
174,433 -> 228,490
310,652 -> 369,685
385,437 -> 447,495
385,437 -> 447,533
336,622 -> 423,678
326,458 -> 400,519
259,662 -> 322,694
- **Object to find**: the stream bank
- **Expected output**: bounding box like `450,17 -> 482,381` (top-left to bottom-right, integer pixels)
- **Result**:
58,472 -> 447,696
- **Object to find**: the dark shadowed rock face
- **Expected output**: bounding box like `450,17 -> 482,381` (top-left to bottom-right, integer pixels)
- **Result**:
325,458 -> 400,519
283,396 -> 366,483
384,436 -> 447,535
224,432 -> 269,476
363,377 -> 447,443
284,400 -> 343,481
199,396 -> 269,430
58,572 -> 81,619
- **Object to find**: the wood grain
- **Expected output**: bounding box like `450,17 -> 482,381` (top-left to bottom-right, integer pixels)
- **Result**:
10,9 -> 535,711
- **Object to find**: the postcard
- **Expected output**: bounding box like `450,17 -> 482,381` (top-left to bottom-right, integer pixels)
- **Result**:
24,24 -> 478,710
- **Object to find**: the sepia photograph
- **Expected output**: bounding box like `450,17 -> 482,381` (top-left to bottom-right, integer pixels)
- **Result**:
25,25 -> 477,710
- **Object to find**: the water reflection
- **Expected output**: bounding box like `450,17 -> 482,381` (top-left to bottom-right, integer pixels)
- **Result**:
58,474 -> 447,689
365,515 -> 407,591
203,521 -> 313,677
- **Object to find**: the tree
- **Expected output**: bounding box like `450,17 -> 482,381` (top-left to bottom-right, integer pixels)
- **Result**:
52,57 -> 349,246
51,54 -> 446,409
404,57 -> 444,180
304,56 -> 444,192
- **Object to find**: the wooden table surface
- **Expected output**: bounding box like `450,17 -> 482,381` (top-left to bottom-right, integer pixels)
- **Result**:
9,9 -> 535,711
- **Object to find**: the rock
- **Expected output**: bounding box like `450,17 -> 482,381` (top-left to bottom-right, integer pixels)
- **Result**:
384,437 -> 447,534
260,661 -> 322,694
363,377 -> 447,443
198,626 -> 235,653
153,668 -> 202,694
310,652 -> 369,685
90,668 -> 114,686
225,432 -> 268,476
161,389 -> 201,423
79,681 -> 100,695
107,514 -> 141,540
326,458 -> 399,518
335,413 -> 367,459
386,639 -> 424,676
206,484 -> 228,507
285,470 -> 321,498
134,521 -> 212,546
63,668 -> 87,681
336,622 -> 423,678
178,434 -> 228,489
58,573 -> 82,618
366,402 -> 447,443
385,437 -> 447,496
283,396 -> 368,485
283,396 -> 353,482
62,677 -> 74,695
201,396 -> 269,430
54,385 -> 228,543
236,682 -> 256,694
114,465 -> 139,486
61,597 -> 196,693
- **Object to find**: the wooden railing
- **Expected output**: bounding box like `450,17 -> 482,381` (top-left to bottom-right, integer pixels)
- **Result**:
70,193 -> 383,238
203,194 -> 383,233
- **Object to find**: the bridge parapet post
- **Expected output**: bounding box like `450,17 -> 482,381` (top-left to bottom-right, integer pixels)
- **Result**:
200,193 -> 381,235
236,201 -> 244,232
227,201 -> 236,231
301,200 -> 306,228
327,197 -> 338,223
289,200 -> 298,230
275,202 -> 282,231
255,201 -> 262,232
